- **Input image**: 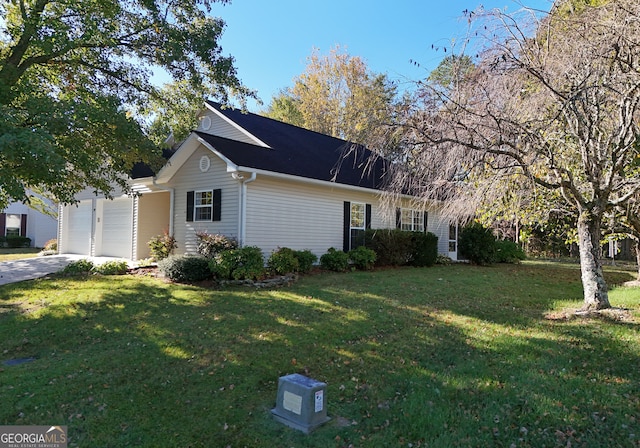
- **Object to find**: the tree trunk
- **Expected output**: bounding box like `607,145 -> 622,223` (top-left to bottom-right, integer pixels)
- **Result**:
576,212 -> 610,311
635,240 -> 640,282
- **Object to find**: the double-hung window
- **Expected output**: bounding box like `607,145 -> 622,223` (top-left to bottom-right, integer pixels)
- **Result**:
186,189 -> 221,222
398,208 -> 425,232
5,214 -> 22,237
194,191 -> 213,221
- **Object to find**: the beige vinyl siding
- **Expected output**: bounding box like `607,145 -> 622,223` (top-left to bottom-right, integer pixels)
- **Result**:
136,192 -> 171,260
168,146 -> 240,255
244,176 -> 385,259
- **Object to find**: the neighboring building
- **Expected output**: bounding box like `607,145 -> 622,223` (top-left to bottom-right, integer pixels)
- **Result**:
1,199 -> 58,248
58,102 -> 458,261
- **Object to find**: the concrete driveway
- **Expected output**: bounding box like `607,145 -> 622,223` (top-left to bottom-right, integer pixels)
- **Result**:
0,255 -> 130,286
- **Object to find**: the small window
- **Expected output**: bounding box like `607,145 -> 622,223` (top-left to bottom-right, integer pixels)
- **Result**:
5,214 -> 21,237
351,203 -> 365,229
195,191 -> 213,221
399,209 -> 424,232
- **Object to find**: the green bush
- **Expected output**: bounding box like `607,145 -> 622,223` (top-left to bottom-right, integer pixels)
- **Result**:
348,246 -> 377,270
320,247 -> 350,272
364,229 -> 413,266
94,260 -> 129,275
209,246 -> 265,281
495,239 -> 526,263
294,250 -> 317,274
268,247 -> 299,275
60,259 -> 95,275
436,254 -> 452,265
458,222 -> 497,265
158,255 -> 211,283
364,229 -> 438,267
148,231 -> 177,261
410,231 -> 439,267
195,232 -> 238,259
6,236 -> 31,248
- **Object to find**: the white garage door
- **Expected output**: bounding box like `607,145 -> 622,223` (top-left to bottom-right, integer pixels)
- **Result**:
65,201 -> 92,255
99,198 -> 132,258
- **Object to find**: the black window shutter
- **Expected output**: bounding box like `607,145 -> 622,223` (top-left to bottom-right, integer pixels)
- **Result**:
365,204 -> 372,229
343,201 -> 351,252
395,208 -> 401,229
423,211 -> 428,233
212,189 -> 221,221
20,214 -> 27,237
186,191 -> 194,222
0,213 -> 5,236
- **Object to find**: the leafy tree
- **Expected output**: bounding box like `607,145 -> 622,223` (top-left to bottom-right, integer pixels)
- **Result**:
382,1 -> 640,311
263,90 -> 305,129
0,0 -> 253,208
264,46 -> 398,146
427,54 -> 475,92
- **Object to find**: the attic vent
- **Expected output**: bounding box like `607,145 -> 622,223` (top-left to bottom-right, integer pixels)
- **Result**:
199,155 -> 211,172
201,115 -> 212,130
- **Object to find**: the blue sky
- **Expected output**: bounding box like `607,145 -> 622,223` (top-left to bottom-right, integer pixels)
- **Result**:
205,0 -> 553,112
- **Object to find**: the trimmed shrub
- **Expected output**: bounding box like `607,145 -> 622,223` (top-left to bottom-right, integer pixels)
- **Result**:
209,246 -> 265,281
364,229 -> 413,266
410,231 -> 439,267
94,260 -> 129,275
268,247 -> 299,275
348,246 -> 377,270
320,247 -> 349,272
294,250 -> 317,274
60,259 -> 95,275
196,232 -> 238,259
148,231 -> 177,261
458,222 -> 497,265
495,239 -> 526,263
158,255 -> 211,283
6,236 -> 31,248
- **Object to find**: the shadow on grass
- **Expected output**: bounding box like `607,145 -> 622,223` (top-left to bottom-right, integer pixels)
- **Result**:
0,264 -> 638,447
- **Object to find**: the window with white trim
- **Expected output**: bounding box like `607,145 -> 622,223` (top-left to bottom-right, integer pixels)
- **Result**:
351,202 -> 365,229
399,208 -> 425,232
350,202 -> 366,250
194,190 -> 213,221
5,214 -> 21,237
449,223 -> 458,252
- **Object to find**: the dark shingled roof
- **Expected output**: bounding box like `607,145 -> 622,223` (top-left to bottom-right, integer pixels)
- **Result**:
200,101 -> 389,190
131,147 -> 176,179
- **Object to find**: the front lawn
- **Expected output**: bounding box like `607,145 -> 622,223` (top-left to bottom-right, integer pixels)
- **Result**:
0,248 -> 41,262
0,262 -> 638,447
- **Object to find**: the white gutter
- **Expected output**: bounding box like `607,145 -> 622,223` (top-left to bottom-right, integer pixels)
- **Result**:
232,171 -> 257,246
234,166 -> 384,195
153,178 -> 175,236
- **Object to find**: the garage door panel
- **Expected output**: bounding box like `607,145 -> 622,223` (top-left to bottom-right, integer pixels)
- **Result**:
65,201 -> 92,255
99,199 -> 132,258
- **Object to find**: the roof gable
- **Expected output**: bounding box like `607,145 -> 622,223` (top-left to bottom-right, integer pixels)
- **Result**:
198,103 -> 270,148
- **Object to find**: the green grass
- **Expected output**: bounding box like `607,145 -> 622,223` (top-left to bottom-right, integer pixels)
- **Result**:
0,262 -> 638,447
0,248 -> 41,262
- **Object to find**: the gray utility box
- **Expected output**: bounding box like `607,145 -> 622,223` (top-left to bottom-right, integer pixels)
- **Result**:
271,373 -> 331,433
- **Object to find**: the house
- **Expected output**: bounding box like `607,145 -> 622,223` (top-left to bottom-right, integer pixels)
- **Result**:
58,101 -> 459,261
1,195 -> 57,248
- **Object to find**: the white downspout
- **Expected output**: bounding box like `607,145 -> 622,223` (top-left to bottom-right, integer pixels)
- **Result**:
232,171 -> 256,246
